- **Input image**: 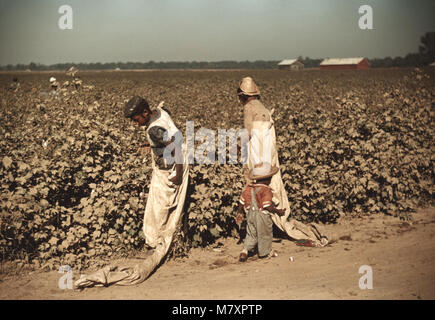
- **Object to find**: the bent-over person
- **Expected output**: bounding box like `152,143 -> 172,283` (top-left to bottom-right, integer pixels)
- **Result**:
74,96 -> 189,288
124,96 -> 188,249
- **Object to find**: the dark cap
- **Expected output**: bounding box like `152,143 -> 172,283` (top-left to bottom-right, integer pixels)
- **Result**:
124,96 -> 150,119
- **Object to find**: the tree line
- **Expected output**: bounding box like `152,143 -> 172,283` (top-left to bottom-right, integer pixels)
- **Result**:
2,32 -> 433,71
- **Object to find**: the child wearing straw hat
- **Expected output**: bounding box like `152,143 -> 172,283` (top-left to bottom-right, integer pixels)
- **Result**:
236,162 -> 286,262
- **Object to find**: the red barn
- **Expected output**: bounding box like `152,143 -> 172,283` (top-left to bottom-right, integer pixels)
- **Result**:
320,57 -> 370,70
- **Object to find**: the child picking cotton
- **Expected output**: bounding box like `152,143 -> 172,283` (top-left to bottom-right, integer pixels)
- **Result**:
236,163 -> 285,262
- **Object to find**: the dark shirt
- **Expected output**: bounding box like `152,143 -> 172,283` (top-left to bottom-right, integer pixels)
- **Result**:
148,125 -> 168,157
146,108 -> 182,165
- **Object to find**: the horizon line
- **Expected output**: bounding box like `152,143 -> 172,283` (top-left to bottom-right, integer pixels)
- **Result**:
0,54 -> 425,67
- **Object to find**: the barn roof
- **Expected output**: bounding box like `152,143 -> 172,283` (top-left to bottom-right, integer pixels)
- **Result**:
320,57 -> 366,66
278,59 -> 301,66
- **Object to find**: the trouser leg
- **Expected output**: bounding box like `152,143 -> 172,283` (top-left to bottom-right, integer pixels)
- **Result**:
243,209 -> 258,252
257,212 -> 273,257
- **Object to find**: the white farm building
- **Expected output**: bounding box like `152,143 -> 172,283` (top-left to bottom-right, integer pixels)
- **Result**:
277,59 -> 304,71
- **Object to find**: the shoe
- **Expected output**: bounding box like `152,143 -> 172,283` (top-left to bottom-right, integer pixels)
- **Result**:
259,250 -> 278,259
239,251 -> 248,262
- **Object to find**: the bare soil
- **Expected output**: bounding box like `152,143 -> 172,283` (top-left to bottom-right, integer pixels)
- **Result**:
0,207 -> 434,300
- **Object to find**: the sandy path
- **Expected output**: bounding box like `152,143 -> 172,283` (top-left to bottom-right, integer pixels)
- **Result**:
0,207 -> 434,300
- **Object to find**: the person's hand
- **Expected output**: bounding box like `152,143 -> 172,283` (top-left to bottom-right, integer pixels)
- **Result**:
236,212 -> 244,225
276,209 -> 286,217
169,174 -> 182,186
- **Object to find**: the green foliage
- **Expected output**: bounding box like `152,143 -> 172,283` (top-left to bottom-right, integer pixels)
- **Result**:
182,68 -> 434,247
186,164 -> 243,248
277,87 -> 433,223
0,68 -> 433,271
0,86 -> 151,270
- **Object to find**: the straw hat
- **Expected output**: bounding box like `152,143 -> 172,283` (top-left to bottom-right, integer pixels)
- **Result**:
238,77 -> 260,96
248,162 -> 279,181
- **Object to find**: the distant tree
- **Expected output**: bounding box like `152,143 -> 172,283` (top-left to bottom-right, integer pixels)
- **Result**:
383,57 -> 393,68
301,57 -> 322,68
418,32 -> 435,64
393,56 -> 403,67
403,53 -> 423,67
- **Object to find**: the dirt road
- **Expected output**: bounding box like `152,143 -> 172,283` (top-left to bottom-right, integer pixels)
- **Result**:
0,207 -> 434,300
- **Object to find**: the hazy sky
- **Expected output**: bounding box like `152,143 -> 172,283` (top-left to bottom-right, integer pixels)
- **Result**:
0,0 -> 434,65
